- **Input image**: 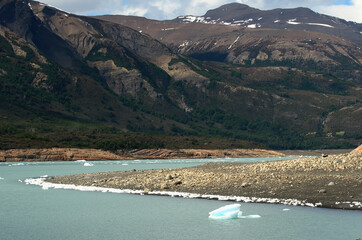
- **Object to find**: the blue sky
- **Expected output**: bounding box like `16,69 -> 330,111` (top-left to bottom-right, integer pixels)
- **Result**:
39,0 -> 362,23
333,0 -> 353,5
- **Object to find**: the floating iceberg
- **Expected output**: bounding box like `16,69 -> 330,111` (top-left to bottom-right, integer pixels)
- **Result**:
83,162 -> 94,167
209,204 -> 242,219
209,204 -> 261,220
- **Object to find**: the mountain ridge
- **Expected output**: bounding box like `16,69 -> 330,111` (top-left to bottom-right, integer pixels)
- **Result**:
171,3 -> 362,43
0,0 -> 361,150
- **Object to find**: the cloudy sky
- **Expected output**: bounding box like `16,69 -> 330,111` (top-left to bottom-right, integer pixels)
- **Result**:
39,0 -> 362,23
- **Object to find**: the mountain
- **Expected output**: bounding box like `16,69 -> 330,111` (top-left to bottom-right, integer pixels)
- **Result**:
0,0 -> 361,150
173,3 -> 362,43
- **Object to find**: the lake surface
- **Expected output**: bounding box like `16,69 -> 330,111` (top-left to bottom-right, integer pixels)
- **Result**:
1,157 -> 361,240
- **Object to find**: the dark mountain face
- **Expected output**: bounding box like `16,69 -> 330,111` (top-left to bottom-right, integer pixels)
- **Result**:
0,0 -> 79,67
0,0 -> 361,150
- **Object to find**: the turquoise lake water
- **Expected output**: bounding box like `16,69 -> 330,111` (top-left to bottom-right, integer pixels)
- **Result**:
0,157 -> 361,240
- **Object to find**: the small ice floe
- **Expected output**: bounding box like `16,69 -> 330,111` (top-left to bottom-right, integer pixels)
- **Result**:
41,175 -> 48,178
83,162 -> 94,167
122,163 -> 129,166
18,179 -> 23,183
283,208 -> 290,211
11,163 -> 25,166
76,160 -> 86,163
208,204 -> 261,220
42,185 -> 49,190
0,177 -> 4,180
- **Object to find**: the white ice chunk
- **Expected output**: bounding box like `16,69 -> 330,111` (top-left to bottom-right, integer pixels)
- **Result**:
76,160 -> 86,163
12,163 -> 24,166
83,162 -> 94,167
209,204 -> 242,219
0,177 -> 4,180
283,208 -> 290,211
209,204 -> 261,219
209,204 -> 262,220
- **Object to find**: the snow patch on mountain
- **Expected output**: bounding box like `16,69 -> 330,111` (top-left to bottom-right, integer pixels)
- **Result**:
161,28 -> 175,31
287,19 -> 302,25
228,35 -> 240,49
307,23 -> 334,28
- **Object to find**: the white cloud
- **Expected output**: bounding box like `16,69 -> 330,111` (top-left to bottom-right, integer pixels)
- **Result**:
114,7 -> 148,17
314,0 -> 362,23
38,0 -> 362,23
38,0 -> 125,15
149,0 -> 181,19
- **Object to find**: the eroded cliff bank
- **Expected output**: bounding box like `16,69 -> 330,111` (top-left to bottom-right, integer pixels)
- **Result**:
0,148 -> 285,162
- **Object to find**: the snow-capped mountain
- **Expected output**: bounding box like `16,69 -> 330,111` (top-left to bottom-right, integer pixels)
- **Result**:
173,3 -> 362,43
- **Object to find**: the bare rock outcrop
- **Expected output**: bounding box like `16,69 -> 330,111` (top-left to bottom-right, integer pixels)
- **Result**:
87,60 -> 160,99
352,145 -> 362,153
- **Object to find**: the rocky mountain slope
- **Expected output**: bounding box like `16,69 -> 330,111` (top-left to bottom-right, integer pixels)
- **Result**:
0,0 -> 361,150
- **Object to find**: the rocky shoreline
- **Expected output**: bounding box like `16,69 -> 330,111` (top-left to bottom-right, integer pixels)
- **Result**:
45,149 -> 362,210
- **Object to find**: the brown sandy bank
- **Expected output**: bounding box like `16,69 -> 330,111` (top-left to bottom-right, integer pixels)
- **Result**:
0,148 -> 284,162
47,151 -> 362,210
0,148 -> 127,162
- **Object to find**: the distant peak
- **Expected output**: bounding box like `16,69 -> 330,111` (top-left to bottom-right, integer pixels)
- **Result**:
218,2 -> 251,9
208,2 -> 252,12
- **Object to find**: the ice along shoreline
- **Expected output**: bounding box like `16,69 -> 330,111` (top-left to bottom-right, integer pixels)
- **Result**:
26,149 -> 361,210
25,176 -> 328,208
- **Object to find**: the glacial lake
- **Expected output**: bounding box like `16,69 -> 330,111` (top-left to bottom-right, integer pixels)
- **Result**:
1,157 -> 361,240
